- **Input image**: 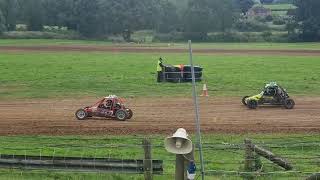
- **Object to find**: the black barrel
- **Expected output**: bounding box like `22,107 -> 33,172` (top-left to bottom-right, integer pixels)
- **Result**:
183,65 -> 203,82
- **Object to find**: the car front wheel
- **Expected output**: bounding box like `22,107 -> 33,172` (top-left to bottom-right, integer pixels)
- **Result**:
115,110 -> 127,121
75,109 -> 88,120
284,99 -> 295,109
247,100 -> 258,109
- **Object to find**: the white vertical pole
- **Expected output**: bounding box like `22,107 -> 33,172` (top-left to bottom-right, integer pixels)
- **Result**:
188,40 -> 205,180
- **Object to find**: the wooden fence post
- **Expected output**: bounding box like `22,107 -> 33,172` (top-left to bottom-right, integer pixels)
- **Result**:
244,139 -> 255,180
183,146 -> 195,180
250,143 -> 293,170
176,154 -> 185,180
143,138 -> 152,180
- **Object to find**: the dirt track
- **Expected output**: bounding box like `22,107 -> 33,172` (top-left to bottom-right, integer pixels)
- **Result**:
0,97 -> 319,135
1,45 -> 320,56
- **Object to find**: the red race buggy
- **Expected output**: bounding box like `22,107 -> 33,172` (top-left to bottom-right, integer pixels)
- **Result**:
75,95 -> 133,121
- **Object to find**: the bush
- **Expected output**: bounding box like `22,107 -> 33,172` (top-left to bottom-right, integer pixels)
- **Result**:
262,31 -> 272,41
234,18 -> 269,32
182,32 -> 209,42
208,32 -> 265,42
273,17 -> 286,25
0,31 -> 80,39
265,15 -> 273,22
152,32 -> 185,42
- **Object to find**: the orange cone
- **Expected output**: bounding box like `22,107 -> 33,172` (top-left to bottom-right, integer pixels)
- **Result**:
200,83 -> 209,97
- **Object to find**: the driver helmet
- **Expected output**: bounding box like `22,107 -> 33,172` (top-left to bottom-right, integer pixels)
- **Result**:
105,99 -> 112,107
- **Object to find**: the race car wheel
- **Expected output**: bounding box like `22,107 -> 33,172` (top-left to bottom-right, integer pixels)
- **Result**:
75,109 -> 88,120
126,109 -> 133,119
116,110 -> 127,121
284,99 -> 295,109
247,100 -> 258,109
242,96 -> 250,105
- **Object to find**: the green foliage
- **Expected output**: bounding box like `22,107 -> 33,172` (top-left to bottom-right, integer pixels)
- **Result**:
155,0 -> 180,33
0,9 -> 6,34
0,31 -> 80,39
234,18 -> 269,32
184,0 -> 237,39
207,32 -> 287,42
0,0 -> 19,31
272,16 -> 286,25
265,15 -> 273,22
153,32 -> 184,42
260,0 -> 274,4
261,31 -> 272,41
294,0 -> 320,41
22,0 -> 44,31
237,0 -> 255,14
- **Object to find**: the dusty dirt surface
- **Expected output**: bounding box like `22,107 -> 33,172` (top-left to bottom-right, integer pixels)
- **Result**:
0,97 -> 319,135
1,45 -> 320,56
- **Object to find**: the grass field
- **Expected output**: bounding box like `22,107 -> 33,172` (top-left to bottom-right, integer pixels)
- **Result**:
262,4 -> 296,11
0,52 -> 319,99
0,133 -> 319,180
1,39 -> 320,50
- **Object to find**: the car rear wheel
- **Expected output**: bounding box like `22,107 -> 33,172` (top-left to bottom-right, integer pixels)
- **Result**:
126,109 -> 133,119
247,100 -> 258,109
284,99 -> 295,109
116,110 -> 127,121
75,109 -> 88,120
242,96 -> 250,105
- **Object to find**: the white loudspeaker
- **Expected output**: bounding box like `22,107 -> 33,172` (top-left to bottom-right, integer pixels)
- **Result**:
164,128 -> 193,155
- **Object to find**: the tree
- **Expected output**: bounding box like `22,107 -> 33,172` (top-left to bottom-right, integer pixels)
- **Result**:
22,0 -> 44,31
237,0 -> 255,15
100,0 -> 158,41
74,0 -> 101,37
0,0 -> 19,31
260,0 -> 274,3
294,0 -> 320,41
155,0 -> 179,33
0,9 -> 6,33
184,0 -> 237,40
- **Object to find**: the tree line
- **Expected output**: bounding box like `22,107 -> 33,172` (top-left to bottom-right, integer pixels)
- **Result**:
0,0 -> 319,41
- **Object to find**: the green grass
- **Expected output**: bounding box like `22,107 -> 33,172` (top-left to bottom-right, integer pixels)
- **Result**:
2,39 -> 320,50
0,52 -> 319,99
262,4 -> 296,11
0,134 -> 318,179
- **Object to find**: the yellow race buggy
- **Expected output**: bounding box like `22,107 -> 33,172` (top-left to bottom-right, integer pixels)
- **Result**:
242,82 -> 295,109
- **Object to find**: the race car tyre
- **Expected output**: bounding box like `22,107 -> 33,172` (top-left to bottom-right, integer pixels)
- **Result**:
116,110 -> 127,121
284,99 -> 295,109
126,109 -> 133,119
247,100 -> 258,109
75,109 -> 88,120
242,96 -> 250,105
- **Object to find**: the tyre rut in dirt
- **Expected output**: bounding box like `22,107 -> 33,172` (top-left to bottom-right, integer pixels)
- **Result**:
247,100 -> 258,109
284,99 -> 295,109
75,109 -> 87,120
126,109 -> 133,119
242,96 -> 249,105
116,110 -> 127,121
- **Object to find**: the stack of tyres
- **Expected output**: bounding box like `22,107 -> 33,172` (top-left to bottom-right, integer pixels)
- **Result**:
163,65 -> 203,83
183,65 -> 203,82
164,65 -> 182,83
